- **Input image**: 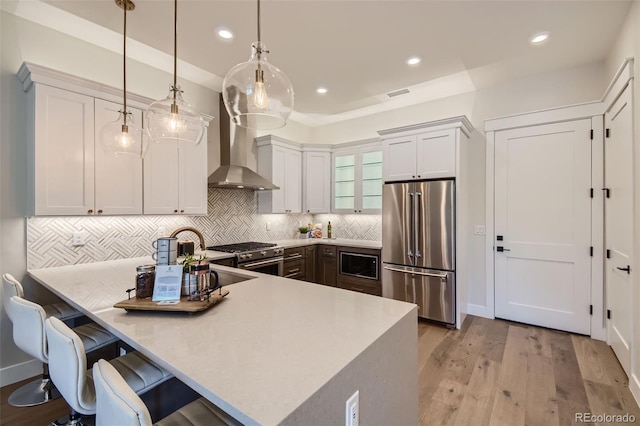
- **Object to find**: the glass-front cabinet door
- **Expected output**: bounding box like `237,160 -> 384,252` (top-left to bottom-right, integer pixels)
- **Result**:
360,147 -> 383,212
333,150 -> 357,213
332,143 -> 383,214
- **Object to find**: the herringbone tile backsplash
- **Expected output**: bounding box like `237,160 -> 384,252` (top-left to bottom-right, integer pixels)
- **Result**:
27,188 -> 382,269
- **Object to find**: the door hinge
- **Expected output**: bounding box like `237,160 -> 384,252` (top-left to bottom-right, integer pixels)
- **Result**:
606,249 -> 611,259
602,188 -> 611,198
605,128 -> 610,138
590,246 -> 594,257
590,129 -> 594,140
607,309 -> 611,319
589,305 -> 593,315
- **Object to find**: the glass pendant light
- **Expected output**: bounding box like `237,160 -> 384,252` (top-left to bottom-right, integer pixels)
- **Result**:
146,0 -> 204,145
100,0 -> 147,158
222,0 -> 294,130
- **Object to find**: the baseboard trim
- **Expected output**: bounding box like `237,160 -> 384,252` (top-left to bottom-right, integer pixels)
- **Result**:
0,358 -> 41,387
630,373 -> 640,408
467,304 -> 494,319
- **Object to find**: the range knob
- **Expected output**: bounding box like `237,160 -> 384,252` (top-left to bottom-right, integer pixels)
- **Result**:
260,251 -> 267,256
239,254 -> 247,260
246,253 -> 253,259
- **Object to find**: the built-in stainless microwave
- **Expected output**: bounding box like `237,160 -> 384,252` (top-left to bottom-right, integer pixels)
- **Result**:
339,252 -> 379,280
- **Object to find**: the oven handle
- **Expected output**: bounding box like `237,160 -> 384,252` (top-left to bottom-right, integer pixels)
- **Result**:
238,257 -> 284,269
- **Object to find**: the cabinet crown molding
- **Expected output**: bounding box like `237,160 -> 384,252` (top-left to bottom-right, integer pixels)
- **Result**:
17,62 -> 213,123
255,135 -> 302,149
377,115 -> 473,138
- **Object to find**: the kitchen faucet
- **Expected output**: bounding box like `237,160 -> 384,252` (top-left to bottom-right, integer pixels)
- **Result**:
169,227 -> 206,251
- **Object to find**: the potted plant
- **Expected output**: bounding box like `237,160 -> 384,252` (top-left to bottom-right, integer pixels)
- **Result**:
298,226 -> 309,239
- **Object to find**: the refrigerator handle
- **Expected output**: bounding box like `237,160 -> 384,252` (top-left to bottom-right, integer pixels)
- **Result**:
407,192 -> 414,264
383,265 -> 447,278
414,191 -> 422,259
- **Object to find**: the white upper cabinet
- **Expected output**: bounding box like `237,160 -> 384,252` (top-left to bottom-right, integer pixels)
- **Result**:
30,84 -> 95,216
332,142 -> 383,214
143,127 -> 208,215
26,83 -> 144,216
302,149 -> 331,214
256,136 -> 302,214
19,63 -> 209,216
380,117 -> 472,182
94,98 -> 143,215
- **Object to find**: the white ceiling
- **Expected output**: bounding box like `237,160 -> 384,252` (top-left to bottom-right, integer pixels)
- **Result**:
27,0 -> 635,125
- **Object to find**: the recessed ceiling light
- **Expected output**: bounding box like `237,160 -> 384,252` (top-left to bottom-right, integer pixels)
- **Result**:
407,57 -> 421,66
316,87 -> 328,94
529,32 -> 549,45
217,28 -> 233,40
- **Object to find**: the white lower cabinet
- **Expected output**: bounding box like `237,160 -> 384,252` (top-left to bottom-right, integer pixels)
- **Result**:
256,136 -> 302,214
143,129 -> 208,215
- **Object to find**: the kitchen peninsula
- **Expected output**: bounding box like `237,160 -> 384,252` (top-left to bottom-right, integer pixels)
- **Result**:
28,257 -> 417,426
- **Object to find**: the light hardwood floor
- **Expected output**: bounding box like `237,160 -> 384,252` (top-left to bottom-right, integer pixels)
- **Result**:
419,315 -> 640,426
2,315 -> 639,425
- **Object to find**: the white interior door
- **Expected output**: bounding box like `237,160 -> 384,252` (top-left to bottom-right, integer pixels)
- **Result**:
495,119 -> 592,334
605,84 -> 634,377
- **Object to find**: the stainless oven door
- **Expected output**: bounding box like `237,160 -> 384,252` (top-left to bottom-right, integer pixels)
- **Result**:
237,257 -> 284,276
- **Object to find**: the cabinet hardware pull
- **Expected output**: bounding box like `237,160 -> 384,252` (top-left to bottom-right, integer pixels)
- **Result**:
87,209 -> 93,214
288,268 -> 300,273
286,253 -> 303,260
616,265 -> 631,274
180,210 -> 184,213
97,209 -> 103,214
285,272 -> 299,278
174,209 -> 178,213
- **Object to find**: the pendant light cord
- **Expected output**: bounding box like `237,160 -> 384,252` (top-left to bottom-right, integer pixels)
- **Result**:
123,3 -> 128,122
257,0 -> 261,43
173,0 -> 178,102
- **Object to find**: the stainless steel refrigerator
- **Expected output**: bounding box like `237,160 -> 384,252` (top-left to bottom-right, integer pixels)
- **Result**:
382,179 -> 455,324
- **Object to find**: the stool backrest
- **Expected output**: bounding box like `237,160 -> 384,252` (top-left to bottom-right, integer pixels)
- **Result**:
2,274 -> 24,321
93,359 -> 153,426
45,316 -> 94,415
9,296 -> 48,363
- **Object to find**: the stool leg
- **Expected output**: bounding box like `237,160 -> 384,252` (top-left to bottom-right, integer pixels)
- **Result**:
50,410 -> 94,426
8,363 -> 61,407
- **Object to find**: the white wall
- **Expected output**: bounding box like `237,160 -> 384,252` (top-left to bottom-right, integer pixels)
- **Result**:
604,0 -> 640,404
0,10 -> 220,384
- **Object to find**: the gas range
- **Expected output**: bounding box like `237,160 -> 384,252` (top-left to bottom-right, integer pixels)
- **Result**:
206,242 -> 284,275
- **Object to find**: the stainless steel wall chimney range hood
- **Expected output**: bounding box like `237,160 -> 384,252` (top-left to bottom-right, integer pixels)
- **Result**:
207,94 -> 279,190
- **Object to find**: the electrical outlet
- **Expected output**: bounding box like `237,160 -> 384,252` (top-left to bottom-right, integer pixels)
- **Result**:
157,227 -> 166,239
72,232 -> 88,246
266,221 -> 271,231
345,390 -> 359,426
474,225 -> 486,235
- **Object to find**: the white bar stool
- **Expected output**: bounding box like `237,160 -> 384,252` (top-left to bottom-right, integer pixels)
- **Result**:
93,359 -> 239,426
3,272 -> 91,408
8,296 -> 120,410
45,317 -> 173,426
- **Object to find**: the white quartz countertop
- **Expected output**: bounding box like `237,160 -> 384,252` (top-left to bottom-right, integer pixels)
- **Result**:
29,257 -> 412,425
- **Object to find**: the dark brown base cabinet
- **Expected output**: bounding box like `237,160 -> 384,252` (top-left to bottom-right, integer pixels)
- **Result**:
282,245 -> 316,282
315,245 -> 337,287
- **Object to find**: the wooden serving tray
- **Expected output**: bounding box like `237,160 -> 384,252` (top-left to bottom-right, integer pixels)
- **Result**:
114,288 -> 229,313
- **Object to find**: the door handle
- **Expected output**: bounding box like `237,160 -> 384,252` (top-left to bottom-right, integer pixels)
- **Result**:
616,265 -> 631,274
383,265 -> 447,279
496,246 -> 511,252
